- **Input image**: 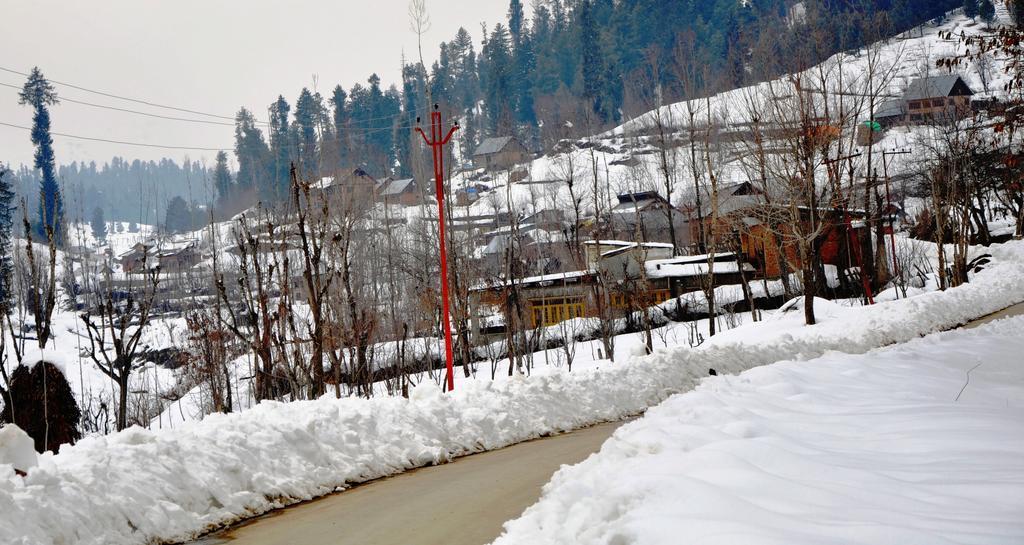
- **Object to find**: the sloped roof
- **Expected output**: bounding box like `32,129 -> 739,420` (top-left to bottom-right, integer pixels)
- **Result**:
379,178 -> 416,196
474,136 -> 515,156
875,99 -> 905,119
903,75 -> 974,101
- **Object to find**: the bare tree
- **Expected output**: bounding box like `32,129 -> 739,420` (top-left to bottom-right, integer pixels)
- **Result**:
80,263 -> 161,431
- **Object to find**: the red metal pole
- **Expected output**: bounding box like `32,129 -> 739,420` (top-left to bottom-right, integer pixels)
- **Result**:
417,105 -> 459,392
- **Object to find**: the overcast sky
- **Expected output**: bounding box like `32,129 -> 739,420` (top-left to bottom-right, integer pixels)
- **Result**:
0,0 -> 508,170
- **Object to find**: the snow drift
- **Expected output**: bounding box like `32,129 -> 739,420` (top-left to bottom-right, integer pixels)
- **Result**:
492,315 -> 1024,545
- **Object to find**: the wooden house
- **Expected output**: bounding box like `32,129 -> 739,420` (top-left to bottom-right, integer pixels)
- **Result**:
472,137 -> 531,171
903,75 -> 974,123
607,191 -> 690,246
377,178 -> 422,206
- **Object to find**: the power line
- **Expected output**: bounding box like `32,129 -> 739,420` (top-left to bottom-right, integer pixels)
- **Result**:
0,120 -> 229,151
1,64 -> 434,131
0,82 -> 235,126
0,65 -> 259,124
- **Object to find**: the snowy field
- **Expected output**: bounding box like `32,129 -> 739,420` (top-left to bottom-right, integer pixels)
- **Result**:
1,240 -> 1022,545
493,315 -> 1024,545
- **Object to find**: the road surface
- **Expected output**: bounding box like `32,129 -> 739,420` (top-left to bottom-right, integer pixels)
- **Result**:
192,421 -> 622,545
192,301 -> 1024,545
962,301 -> 1024,329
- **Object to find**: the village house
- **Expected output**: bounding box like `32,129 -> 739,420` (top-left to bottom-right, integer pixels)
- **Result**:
469,239 -> 756,342
118,241 -> 154,274
472,136 -> 531,171
902,75 -> 974,123
687,188 -> 875,286
317,168 -> 382,204
118,238 -> 200,274
606,191 -> 690,246
376,177 -> 422,206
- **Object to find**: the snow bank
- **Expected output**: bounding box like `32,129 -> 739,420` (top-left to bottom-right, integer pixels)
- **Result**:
3,239 -> 1024,545
493,315 -> 1024,545
0,426 -> 37,474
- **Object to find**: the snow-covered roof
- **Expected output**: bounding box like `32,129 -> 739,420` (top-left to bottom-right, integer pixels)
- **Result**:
474,136 -> 516,156
379,178 -> 416,196
875,99 -> 905,119
903,75 -> 973,101
471,269 -> 596,291
646,260 -> 754,279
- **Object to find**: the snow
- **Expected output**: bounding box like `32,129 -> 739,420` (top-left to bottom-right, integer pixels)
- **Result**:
3,239 -> 1023,545
492,315 -> 1024,545
0,426 -> 38,474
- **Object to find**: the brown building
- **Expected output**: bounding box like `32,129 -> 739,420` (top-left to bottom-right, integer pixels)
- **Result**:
473,136 -> 531,171
377,178 -> 422,206
903,75 -> 974,123
470,240 -> 752,341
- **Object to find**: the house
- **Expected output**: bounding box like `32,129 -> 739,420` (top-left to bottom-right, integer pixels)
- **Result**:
473,136 -> 531,171
873,99 -> 906,129
318,168 -> 381,203
377,178 -> 422,206
118,241 -> 154,273
155,239 -> 200,272
902,75 -> 974,123
469,239 -> 759,340
607,191 -> 690,246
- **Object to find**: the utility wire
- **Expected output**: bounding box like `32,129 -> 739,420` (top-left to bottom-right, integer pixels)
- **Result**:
0,65 -> 258,124
0,82 -> 235,126
0,120 -> 229,151
1,64 -> 433,130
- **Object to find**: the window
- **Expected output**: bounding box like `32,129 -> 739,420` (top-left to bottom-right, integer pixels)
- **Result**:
530,297 -> 585,328
908,100 -> 922,110
932,98 -> 946,107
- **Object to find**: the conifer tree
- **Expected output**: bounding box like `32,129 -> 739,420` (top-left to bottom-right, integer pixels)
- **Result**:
964,0 -> 979,20
330,85 -> 350,168
268,96 -> 292,199
90,206 -> 107,243
234,108 -> 270,195
213,151 -> 233,205
579,0 -> 612,123
293,88 -> 321,180
0,167 -> 14,314
979,0 -> 995,26
164,196 -> 191,234
18,67 -> 64,244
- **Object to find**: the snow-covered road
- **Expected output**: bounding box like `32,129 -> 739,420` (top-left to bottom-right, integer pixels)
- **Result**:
191,305 -> 1024,545
493,314 -> 1024,545
193,421 -> 622,545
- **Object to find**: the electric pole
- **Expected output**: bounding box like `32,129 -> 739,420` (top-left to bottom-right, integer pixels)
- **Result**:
416,104 -> 459,392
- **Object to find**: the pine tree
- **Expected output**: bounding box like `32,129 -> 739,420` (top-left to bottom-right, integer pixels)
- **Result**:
18,67 -> 64,244
482,24 -> 515,133
128,221 -> 138,233
213,150 -> 233,205
0,167 -> 15,315
268,96 -> 292,199
293,88 -> 321,180
164,196 -> 191,234
979,0 -> 995,26
579,0 -> 610,123
234,107 -> 270,195
90,206 -> 107,243
964,0 -> 979,20
330,85 -> 350,168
